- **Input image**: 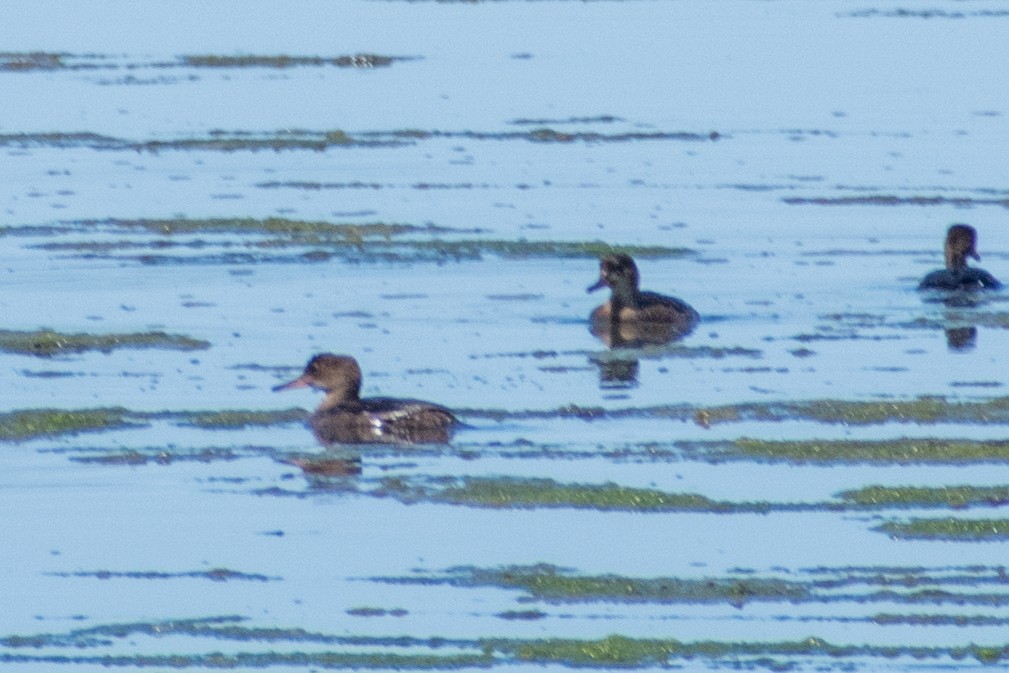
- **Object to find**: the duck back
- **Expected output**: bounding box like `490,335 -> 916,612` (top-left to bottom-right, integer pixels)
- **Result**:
919,268 -> 1001,291
310,397 -> 457,445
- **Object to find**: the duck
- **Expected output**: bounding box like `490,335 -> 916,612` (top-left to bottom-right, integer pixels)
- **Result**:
587,253 -> 699,346
273,353 -> 457,444
919,224 -> 1001,291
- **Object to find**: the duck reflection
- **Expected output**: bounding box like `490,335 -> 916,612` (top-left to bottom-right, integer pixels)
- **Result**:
595,353 -> 640,389
945,325 -> 977,351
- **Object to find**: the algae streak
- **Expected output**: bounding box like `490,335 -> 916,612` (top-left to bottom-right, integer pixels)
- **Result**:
876,517 -> 1009,541
487,634 -> 1008,666
0,329 -> 208,357
841,485 -> 1009,508
726,437 -> 1009,464
180,409 -> 308,429
432,476 -> 756,512
0,408 -> 137,441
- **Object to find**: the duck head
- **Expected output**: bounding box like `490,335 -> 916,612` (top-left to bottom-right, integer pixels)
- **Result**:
587,253 -> 640,295
945,224 -> 980,271
273,353 -> 362,408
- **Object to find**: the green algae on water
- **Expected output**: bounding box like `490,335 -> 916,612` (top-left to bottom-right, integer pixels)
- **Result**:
180,409 -> 307,429
726,437 -> 1009,464
0,52 -> 68,71
37,218 -> 693,262
83,217 -> 439,238
0,408 -> 136,441
0,329 -> 209,357
841,485 -> 1009,508
487,634 -> 1008,666
694,396 -> 1009,427
480,565 -> 808,605
378,564 -> 809,607
470,396 -> 1009,429
47,568 -> 275,582
0,52 -> 408,72
431,476 -> 756,512
181,54 -> 402,68
876,517 -> 1009,541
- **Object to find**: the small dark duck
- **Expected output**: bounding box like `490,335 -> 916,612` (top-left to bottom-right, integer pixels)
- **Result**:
274,353 -> 457,444
919,224 -> 1001,291
587,253 -> 699,346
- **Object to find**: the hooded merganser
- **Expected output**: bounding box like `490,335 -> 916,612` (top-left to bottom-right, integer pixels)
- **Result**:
587,253 -> 699,345
273,353 -> 457,444
919,224 -> 1001,290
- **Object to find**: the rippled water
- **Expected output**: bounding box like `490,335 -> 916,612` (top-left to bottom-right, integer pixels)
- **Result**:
2,1 -> 1009,671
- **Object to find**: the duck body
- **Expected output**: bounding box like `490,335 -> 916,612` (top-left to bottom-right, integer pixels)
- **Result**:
588,254 -> 699,346
309,397 -> 457,445
919,224 -> 1001,291
589,290 -> 700,326
274,354 -> 457,445
918,267 -> 1001,291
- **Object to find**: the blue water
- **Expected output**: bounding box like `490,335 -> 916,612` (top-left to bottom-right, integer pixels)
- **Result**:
2,1 -> 1009,670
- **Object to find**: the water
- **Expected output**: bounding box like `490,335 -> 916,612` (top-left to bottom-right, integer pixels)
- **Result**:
2,1 -> 1009,670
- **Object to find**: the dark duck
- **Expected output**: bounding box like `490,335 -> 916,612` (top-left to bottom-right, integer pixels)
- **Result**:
274,353 -> 457,445
919,224 -> 1001,291
587,253 -> 700,346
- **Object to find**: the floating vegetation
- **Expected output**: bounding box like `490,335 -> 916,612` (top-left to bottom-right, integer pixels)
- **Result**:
180,409 -> 307,429
0,408 -> 137,441
0,51 -> 71,71
428,476 -> 763,513
180,54 -> 404,69
784,194 -> 1009,208
345,607 -> 408,617
453,565 -> 809,606
30,218 -> 692,262
374,474 -> 1009,514
461,395 -> 1009,428
840,485 -> 1009,508
0,651 -> 492,669
68,446 -> 247,466
0,51 -> 409,72
488,634 -> 1009,666
375,563 -> 1009,610
136,129 -> 395,152
0,132 -> 126,149
73,216 -> 452,238
704,396 -> 1009,426
0,125 -> 721,153
873,613 -> 1009,626
845,8 -> 1009,19
876,517 -> 1009,541
718,437 -> 1009,464
0,328 -> 208,357
381,127 -> 721,144
0,407 -> 311,442
46,568 -> 275,582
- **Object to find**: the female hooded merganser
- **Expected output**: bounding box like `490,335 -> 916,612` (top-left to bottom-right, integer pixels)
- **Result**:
273,353 -> 457,444
919,224 -> 1001,291
587,253 -> 699,346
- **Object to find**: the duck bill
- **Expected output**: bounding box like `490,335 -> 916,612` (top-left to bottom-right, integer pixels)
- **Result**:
272,374 -> 311,392
586,278 -> 607,293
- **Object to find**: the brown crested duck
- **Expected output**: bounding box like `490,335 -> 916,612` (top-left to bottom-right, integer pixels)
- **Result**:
587,253 -> 700,346
919,224 -> 1001,291
274,353 -> 457,444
